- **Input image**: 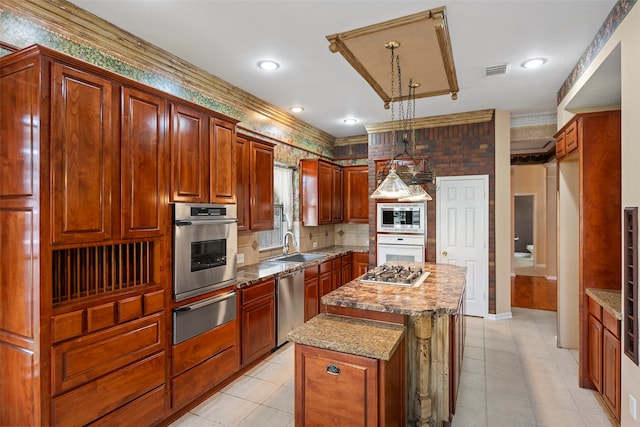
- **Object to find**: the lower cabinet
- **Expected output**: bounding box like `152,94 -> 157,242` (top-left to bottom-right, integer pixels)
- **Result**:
353,252 -> 369,278
171,319 -> 238,410
241,278 -> 276,366
294,342 -> 404,426
587,296 -> 621,422
304,266 -> 320,321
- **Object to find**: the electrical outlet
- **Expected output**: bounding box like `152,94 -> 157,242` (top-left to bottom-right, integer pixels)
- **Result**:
312,241 -> 318,248
630,394 -> 637,420
237,253 -> 245,264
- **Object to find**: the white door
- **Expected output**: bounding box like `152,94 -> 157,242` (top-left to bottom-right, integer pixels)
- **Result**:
436,175 -> 489,317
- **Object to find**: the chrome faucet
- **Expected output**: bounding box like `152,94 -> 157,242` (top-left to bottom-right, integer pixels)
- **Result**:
283,231 -> 297,255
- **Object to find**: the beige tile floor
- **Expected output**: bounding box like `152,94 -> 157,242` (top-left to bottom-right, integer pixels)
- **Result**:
170,308 -> 614,427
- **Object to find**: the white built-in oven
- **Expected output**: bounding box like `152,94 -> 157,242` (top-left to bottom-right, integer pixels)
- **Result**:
173,203 -> 237,301
377,234 -> 425,265
377,202 -> 426,234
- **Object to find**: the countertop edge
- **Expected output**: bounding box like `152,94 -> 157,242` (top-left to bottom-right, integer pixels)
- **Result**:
585,288 -> 622,320
287,314 -> 406,361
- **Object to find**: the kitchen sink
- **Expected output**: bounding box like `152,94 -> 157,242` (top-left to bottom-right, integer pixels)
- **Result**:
272,253 -> 327,263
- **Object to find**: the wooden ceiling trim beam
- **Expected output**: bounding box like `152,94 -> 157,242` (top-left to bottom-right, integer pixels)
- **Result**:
365,109 -> 494,134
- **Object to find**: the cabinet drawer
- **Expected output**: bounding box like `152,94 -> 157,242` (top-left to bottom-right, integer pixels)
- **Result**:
88,385 -> 165,427
319,260 -> 332,274
332,257 -> 342,269
242,279 -> 275,304
173,319 -> 237,376
588,297 -> 602,321
603,309 -> 620,338
52,352 -> 165,426
305,265 -> 319,279
172,345 -> 237,409
52,310 -> 84,343
52,313 -> 164,394
565,121 -> 578,153
143,289 -> 165,315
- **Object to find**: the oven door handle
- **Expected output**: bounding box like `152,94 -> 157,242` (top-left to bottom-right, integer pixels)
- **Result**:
173,290 -> 236,312
174,219 -> 237,226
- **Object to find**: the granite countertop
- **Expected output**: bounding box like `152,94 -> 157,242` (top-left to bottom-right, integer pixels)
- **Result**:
287,313 -> 405,361
236,245 -> 368,288
586,288 -> 622,320
322,261 -> 467,316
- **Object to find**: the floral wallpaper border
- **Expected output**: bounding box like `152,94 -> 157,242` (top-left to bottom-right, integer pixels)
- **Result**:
557,0 -> 637,104
0,10 -> 335,159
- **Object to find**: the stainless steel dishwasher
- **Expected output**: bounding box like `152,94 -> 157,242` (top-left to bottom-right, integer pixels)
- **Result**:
276,269 -> 305,347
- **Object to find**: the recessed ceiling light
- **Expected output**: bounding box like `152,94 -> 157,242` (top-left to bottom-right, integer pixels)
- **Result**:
521,58 -> 547,69
290,106 -> 304,113
343,118 -> 358,125
257,60 -> 280,71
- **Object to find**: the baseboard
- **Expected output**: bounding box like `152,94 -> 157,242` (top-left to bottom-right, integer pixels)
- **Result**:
546,275 -> 557,280
535,263 -> 546,268
484,312 -> 513,320
510,272 -> 516,277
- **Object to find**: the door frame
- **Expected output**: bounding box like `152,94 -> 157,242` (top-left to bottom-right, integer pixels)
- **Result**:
436,174 -> 489,317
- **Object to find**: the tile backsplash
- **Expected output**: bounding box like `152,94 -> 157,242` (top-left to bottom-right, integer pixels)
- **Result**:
236,222 -> 369,267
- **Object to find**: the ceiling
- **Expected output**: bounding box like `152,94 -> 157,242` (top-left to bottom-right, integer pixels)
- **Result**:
69,0 -> 620,144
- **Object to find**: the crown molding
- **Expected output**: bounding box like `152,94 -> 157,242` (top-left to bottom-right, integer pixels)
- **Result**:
365,109 -> 494,134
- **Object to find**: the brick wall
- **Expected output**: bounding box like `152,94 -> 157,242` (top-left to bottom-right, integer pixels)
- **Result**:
368,117 -> 497,313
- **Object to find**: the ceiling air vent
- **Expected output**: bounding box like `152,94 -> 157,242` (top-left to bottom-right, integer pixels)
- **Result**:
485,63 -> 510,78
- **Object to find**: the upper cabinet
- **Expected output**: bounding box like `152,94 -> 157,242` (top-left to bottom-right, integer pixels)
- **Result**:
300,159 -> 343,226
209,118 -> 236,204
236,135 -> 275,232
51,63 -> 115,244
343,165 -> 369,224
170,103 -> 239,204
121,87 -> 168,239
170,103 -> 209,203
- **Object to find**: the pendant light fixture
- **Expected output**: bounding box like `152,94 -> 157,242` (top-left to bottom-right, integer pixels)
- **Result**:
371,41 -> 435,201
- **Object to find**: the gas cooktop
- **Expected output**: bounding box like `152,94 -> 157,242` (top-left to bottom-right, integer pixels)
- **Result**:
359,264 -> 429,287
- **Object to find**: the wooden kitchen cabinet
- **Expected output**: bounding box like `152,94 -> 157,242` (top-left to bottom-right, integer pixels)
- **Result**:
588,314 -> 603,391
209,117 -> 236,204
332,257 -> 342,290
341,253 -> 353,286
236,135 -> 275,231
332,164 -> 344,223
1,45 -> 244,426
300,158 -> 343,226
304,266 -> 320,321
587,295 -> 621,422
121,86 -> 167,239
51,62 -> 115,244
170,102 -> 209,203
295,340 -> 404,427
555,111 -> 621,394
241,279 -> 276,366
343,165 -> 369,223
319,261 -> 333,312
353,252 -> 370,278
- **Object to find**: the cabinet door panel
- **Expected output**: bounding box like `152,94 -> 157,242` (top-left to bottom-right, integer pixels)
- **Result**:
236,136 -> 249,231
241,295 -> 275,365
603,328 -> 621,421
121,87 -> 167,238
170,103 -> 208,202
51,63 -> 113,243
588,314 -> 602,391
249,140 -> 274,230
318,161 -> 332,224
344,166 -> 369,223
332,165 -> 343,223
210,118 -> 236,203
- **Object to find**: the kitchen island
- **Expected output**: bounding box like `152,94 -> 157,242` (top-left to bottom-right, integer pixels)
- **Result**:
300,262 -> 467,427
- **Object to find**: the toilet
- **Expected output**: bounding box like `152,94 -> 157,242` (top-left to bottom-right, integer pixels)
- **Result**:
526,244 -> 534,255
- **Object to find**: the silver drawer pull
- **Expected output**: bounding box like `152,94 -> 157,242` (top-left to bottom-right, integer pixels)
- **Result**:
326,364 -> 340,375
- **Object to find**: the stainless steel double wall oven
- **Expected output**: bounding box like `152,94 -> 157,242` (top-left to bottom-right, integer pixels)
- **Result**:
172,203 -> 238,345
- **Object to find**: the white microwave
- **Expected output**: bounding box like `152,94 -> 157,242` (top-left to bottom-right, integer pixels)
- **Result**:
376,202 -> 426,234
